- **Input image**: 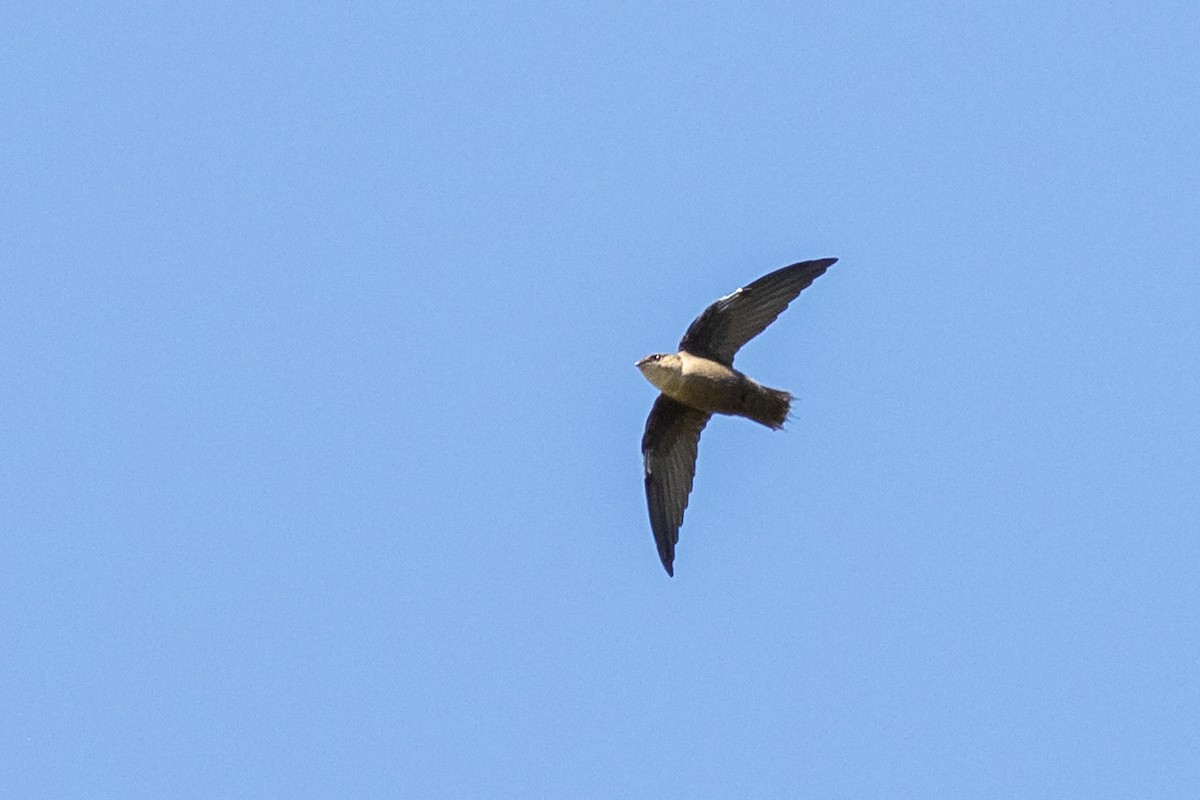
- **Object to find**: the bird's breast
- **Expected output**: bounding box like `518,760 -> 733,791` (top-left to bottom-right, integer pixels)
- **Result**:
667,353 -> 748,413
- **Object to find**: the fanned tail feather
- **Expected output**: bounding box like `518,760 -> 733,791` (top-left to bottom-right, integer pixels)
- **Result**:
744,385 -> 791,430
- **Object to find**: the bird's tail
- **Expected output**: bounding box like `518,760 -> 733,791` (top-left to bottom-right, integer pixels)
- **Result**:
743,384 -> 792,430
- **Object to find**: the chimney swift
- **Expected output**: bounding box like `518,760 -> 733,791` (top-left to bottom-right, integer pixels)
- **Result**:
636,258 -> 837,576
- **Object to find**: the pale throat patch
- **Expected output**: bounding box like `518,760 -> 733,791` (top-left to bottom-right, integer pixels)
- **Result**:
638,359 -> 683,395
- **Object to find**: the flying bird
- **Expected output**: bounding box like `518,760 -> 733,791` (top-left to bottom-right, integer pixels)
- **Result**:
636,258 -> 837,576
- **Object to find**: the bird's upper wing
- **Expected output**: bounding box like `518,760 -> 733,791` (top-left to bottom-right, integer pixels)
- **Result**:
677,258 -> 837,366
642,394 -> 711,576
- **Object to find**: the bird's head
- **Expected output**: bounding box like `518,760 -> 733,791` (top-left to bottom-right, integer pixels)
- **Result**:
636,352 -> 683,392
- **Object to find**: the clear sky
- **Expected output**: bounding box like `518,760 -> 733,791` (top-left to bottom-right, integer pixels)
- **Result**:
4,2 -> 1199,797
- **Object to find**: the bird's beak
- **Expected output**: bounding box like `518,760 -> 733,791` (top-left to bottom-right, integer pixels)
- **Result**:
635,356 -> 649,369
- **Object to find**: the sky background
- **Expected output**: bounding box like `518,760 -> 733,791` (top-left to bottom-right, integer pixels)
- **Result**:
4,2 -> 1200,797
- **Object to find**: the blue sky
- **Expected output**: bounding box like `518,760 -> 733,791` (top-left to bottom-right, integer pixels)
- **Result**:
4,2 -> 1199,797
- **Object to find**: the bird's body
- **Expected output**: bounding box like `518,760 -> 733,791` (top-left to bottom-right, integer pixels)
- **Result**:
636,351 -> 791,429
637,257 -> 837,576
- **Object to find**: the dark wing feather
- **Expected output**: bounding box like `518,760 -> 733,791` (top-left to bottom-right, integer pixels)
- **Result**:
641,394 -> 711,576
678,258 -> 837,366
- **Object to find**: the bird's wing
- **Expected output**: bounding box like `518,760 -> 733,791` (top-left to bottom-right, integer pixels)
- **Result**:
678,258 -> 837,366
642,394 -> 711,576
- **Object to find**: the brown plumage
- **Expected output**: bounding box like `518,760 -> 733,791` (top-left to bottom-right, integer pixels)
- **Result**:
740,382 -> 792,430
636,257 -> 837,576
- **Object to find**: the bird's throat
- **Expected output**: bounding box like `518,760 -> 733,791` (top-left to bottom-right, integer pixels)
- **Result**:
639,361 -> 684,396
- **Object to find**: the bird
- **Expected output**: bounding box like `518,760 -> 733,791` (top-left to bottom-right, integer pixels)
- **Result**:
636,258 -> 837,576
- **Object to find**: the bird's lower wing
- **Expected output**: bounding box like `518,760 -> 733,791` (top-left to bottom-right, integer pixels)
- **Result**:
642,395 -> 711,576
